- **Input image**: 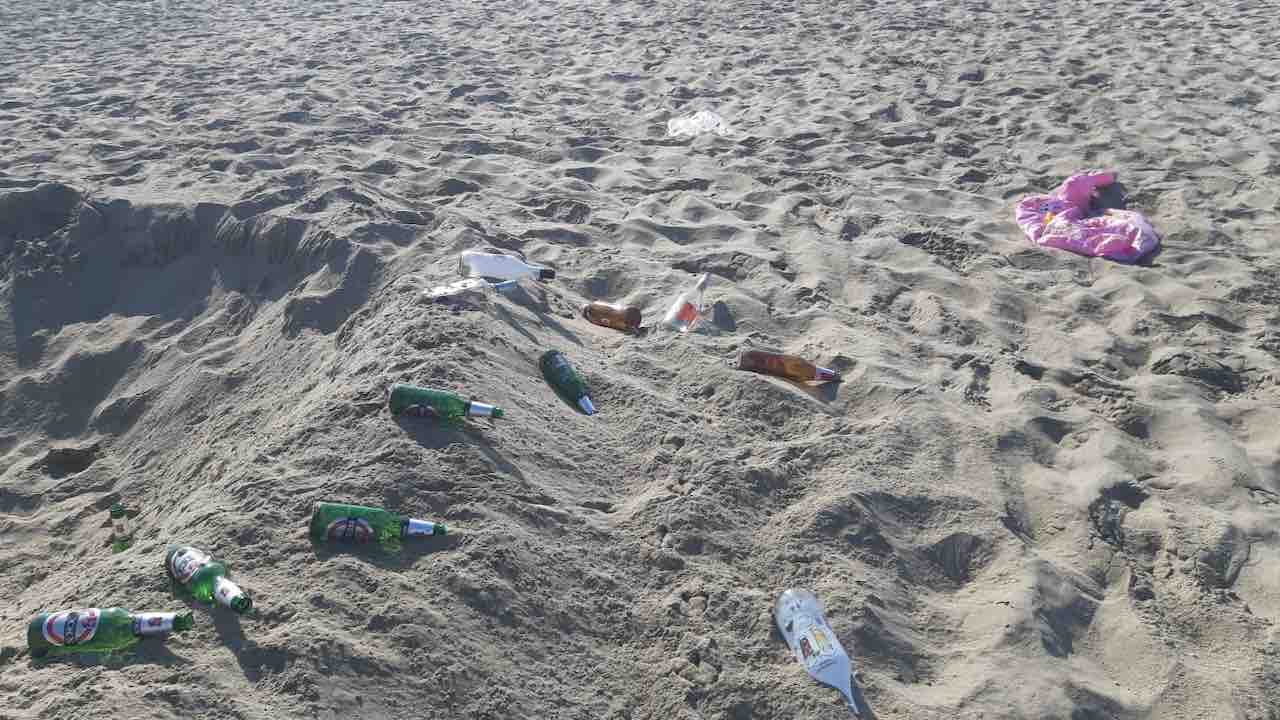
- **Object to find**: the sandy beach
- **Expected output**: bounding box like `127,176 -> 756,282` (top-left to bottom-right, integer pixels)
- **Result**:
3,1 -> 1280,718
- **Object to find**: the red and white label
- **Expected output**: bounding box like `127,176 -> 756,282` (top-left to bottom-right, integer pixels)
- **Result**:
326,518 -> 374,543
42,608 -> 100,646
132,612 -> 176,635
169,547 -> 211,583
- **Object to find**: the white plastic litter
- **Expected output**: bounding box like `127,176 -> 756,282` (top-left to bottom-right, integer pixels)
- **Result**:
666,111 -> 731,138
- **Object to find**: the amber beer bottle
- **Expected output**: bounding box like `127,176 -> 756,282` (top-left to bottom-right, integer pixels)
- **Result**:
739,350 -> 839,383
582,302 -> 642,333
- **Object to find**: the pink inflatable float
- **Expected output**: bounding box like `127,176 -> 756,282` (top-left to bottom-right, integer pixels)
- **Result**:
1014,170 -> 1159,263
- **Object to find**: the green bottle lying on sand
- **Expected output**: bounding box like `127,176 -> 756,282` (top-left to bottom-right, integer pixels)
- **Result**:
388,383 -> 503,422
27,608 -> 194,659
165,545 -> 254,614
540,350 -> 595,415
310,502 -> 447,549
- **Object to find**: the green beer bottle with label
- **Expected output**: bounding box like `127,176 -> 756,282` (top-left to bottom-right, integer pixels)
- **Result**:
310,502 -> 447,550
165,545 -> 254,614
27,607 -> 194,659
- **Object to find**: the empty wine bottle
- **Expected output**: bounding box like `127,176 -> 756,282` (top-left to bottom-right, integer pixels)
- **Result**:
388,383 -> 503,422
166,545 -> 254,615
739,350 -> 839,383
540,350 -> 594,415
582,301 -> 642,333
310,502 -> 446,549
459,250 -> 555,281
27,607 -> 194,659
110,502 -> 132,553
662,273 -> 709,333
774,589 -> 861,716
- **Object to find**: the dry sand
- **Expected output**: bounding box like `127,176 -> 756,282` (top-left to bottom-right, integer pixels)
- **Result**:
3,0 -> 1280,718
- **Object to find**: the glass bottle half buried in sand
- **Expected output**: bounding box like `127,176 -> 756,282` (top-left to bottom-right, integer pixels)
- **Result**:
310,502 -> 447,550
738,350 -> 839,383
459,250 -> 555,282
774,589 -> 861,716
27,607 -> 194,659
661,273 -> 709,333
582,301 -> 642,333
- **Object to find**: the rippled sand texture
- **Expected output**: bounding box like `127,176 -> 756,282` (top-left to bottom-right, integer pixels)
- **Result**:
3,1 -> 1280,718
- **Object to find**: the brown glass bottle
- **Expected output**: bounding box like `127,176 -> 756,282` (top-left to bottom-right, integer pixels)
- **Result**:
739,350 -> 839,383
582,302 -> 642,333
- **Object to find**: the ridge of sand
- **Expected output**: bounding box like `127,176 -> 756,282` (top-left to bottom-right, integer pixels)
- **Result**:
2,1 -> 1280,718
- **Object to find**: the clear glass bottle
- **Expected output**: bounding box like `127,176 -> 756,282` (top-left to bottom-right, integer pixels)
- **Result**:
661,273 -> 709,333
774,589 -> 860,715
459,251 -> 555,281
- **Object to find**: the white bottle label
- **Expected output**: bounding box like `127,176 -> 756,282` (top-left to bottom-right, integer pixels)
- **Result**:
169,547 -> 211,584
404,518 -> 437,536
42,608 -> 100,646
326,517 -> 374,543
132,612 -> 176,635
793,614 -> 840,671
213,576 -> 246,609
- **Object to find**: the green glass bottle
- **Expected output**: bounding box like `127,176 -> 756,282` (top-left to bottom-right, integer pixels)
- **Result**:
110,502 -> 133,553
388,383 -> 503,422
540,350 -> 595,415
309,502 -> 447,549
165,545 -> 253,614
27,607 -> 194,659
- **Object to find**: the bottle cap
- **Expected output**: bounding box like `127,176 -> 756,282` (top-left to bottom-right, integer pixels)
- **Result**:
173,612 -> 195,632
490,407 -> 505,419
538,267 -> 556,281
578,396 -> 596,415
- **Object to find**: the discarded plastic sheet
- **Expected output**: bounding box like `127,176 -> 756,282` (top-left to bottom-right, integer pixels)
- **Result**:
1014,170 -> 1159,263
667,110 -> 732,137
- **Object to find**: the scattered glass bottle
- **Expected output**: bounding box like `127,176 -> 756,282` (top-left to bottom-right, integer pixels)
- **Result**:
425,277 -> 518,302
27,607 -> 194,659
662,273 -> 709,333
774,589 -> 861,716
739,351 -> 840,383
583,301 -> 642,333
459,250 -> 555,281
388,383 -> 503,422
166,545 -> 254,615
540,350 -> 595,415
110,502 -> 133,553
310,502 -> 446,550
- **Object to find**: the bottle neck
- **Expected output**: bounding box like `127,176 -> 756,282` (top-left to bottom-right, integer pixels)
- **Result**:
211,576 -> 252,613
814,366 -> 839,382
131,612 -> 178,636
400,518 -> 443,537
